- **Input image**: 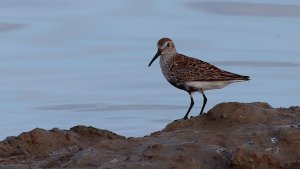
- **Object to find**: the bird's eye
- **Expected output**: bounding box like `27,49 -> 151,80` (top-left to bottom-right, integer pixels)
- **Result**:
166,43 -> 170,47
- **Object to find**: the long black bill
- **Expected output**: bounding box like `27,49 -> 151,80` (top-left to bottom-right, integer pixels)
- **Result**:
148,50 -> 161,67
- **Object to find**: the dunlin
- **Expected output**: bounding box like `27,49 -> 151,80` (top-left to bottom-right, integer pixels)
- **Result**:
148,38 -> 250,119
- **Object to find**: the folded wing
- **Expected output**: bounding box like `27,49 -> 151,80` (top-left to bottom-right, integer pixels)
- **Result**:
171,54 -> 250,82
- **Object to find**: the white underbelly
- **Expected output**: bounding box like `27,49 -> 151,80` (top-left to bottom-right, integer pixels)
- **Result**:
186,80 -> 243,91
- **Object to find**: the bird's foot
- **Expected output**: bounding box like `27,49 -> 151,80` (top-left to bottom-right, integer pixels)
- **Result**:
174,118 -> 184,122
183,116 -> 189,120
199,112 -> 206,116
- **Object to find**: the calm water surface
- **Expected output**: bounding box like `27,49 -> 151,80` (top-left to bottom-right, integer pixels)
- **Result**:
0,0 -> 300,139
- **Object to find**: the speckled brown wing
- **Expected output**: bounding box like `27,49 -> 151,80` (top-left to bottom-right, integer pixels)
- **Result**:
170,54 -> 250,82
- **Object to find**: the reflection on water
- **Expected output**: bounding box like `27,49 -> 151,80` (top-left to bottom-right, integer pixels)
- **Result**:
38,103 -> 186,112
0,23 -> 24,32
0,0 -> 299,140
188,2 -> 300,17
212,61 -> 300,67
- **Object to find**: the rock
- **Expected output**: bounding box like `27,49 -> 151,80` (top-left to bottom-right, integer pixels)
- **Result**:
206,102 -> 276,123
0,126 -> 124,158
0,102 -> 299,169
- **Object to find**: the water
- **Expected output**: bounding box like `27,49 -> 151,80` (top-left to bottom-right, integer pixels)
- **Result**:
0,0 -> 299,140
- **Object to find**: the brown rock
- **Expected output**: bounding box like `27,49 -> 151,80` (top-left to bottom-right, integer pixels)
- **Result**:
0,126 -> 124,158
0,102 -> 299,169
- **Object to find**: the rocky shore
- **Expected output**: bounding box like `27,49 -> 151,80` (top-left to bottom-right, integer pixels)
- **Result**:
0,102 -> 299,169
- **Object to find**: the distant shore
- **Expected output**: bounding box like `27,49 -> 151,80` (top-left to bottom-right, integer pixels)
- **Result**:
0,102 -> 299,169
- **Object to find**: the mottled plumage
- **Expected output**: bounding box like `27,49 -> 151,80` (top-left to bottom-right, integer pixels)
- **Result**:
148,38 -> 250,119
168,54 -> 249,81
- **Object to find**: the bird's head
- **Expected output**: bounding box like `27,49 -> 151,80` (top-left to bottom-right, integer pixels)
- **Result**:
148,38 -> 176,67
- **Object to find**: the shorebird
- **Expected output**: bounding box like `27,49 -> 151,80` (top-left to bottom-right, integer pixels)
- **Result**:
148,38 -> 250,119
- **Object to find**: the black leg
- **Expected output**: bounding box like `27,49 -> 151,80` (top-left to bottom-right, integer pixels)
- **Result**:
183,92 -> 194,119
199,91 -> 207,115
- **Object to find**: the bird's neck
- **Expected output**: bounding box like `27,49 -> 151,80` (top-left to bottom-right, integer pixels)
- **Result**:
160,53 -> 176,66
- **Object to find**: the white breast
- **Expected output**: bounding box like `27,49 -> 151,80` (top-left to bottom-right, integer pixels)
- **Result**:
186,80 -> 244,91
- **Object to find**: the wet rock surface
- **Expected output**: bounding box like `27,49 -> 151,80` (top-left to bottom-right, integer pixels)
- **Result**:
0,102 -> 299,169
